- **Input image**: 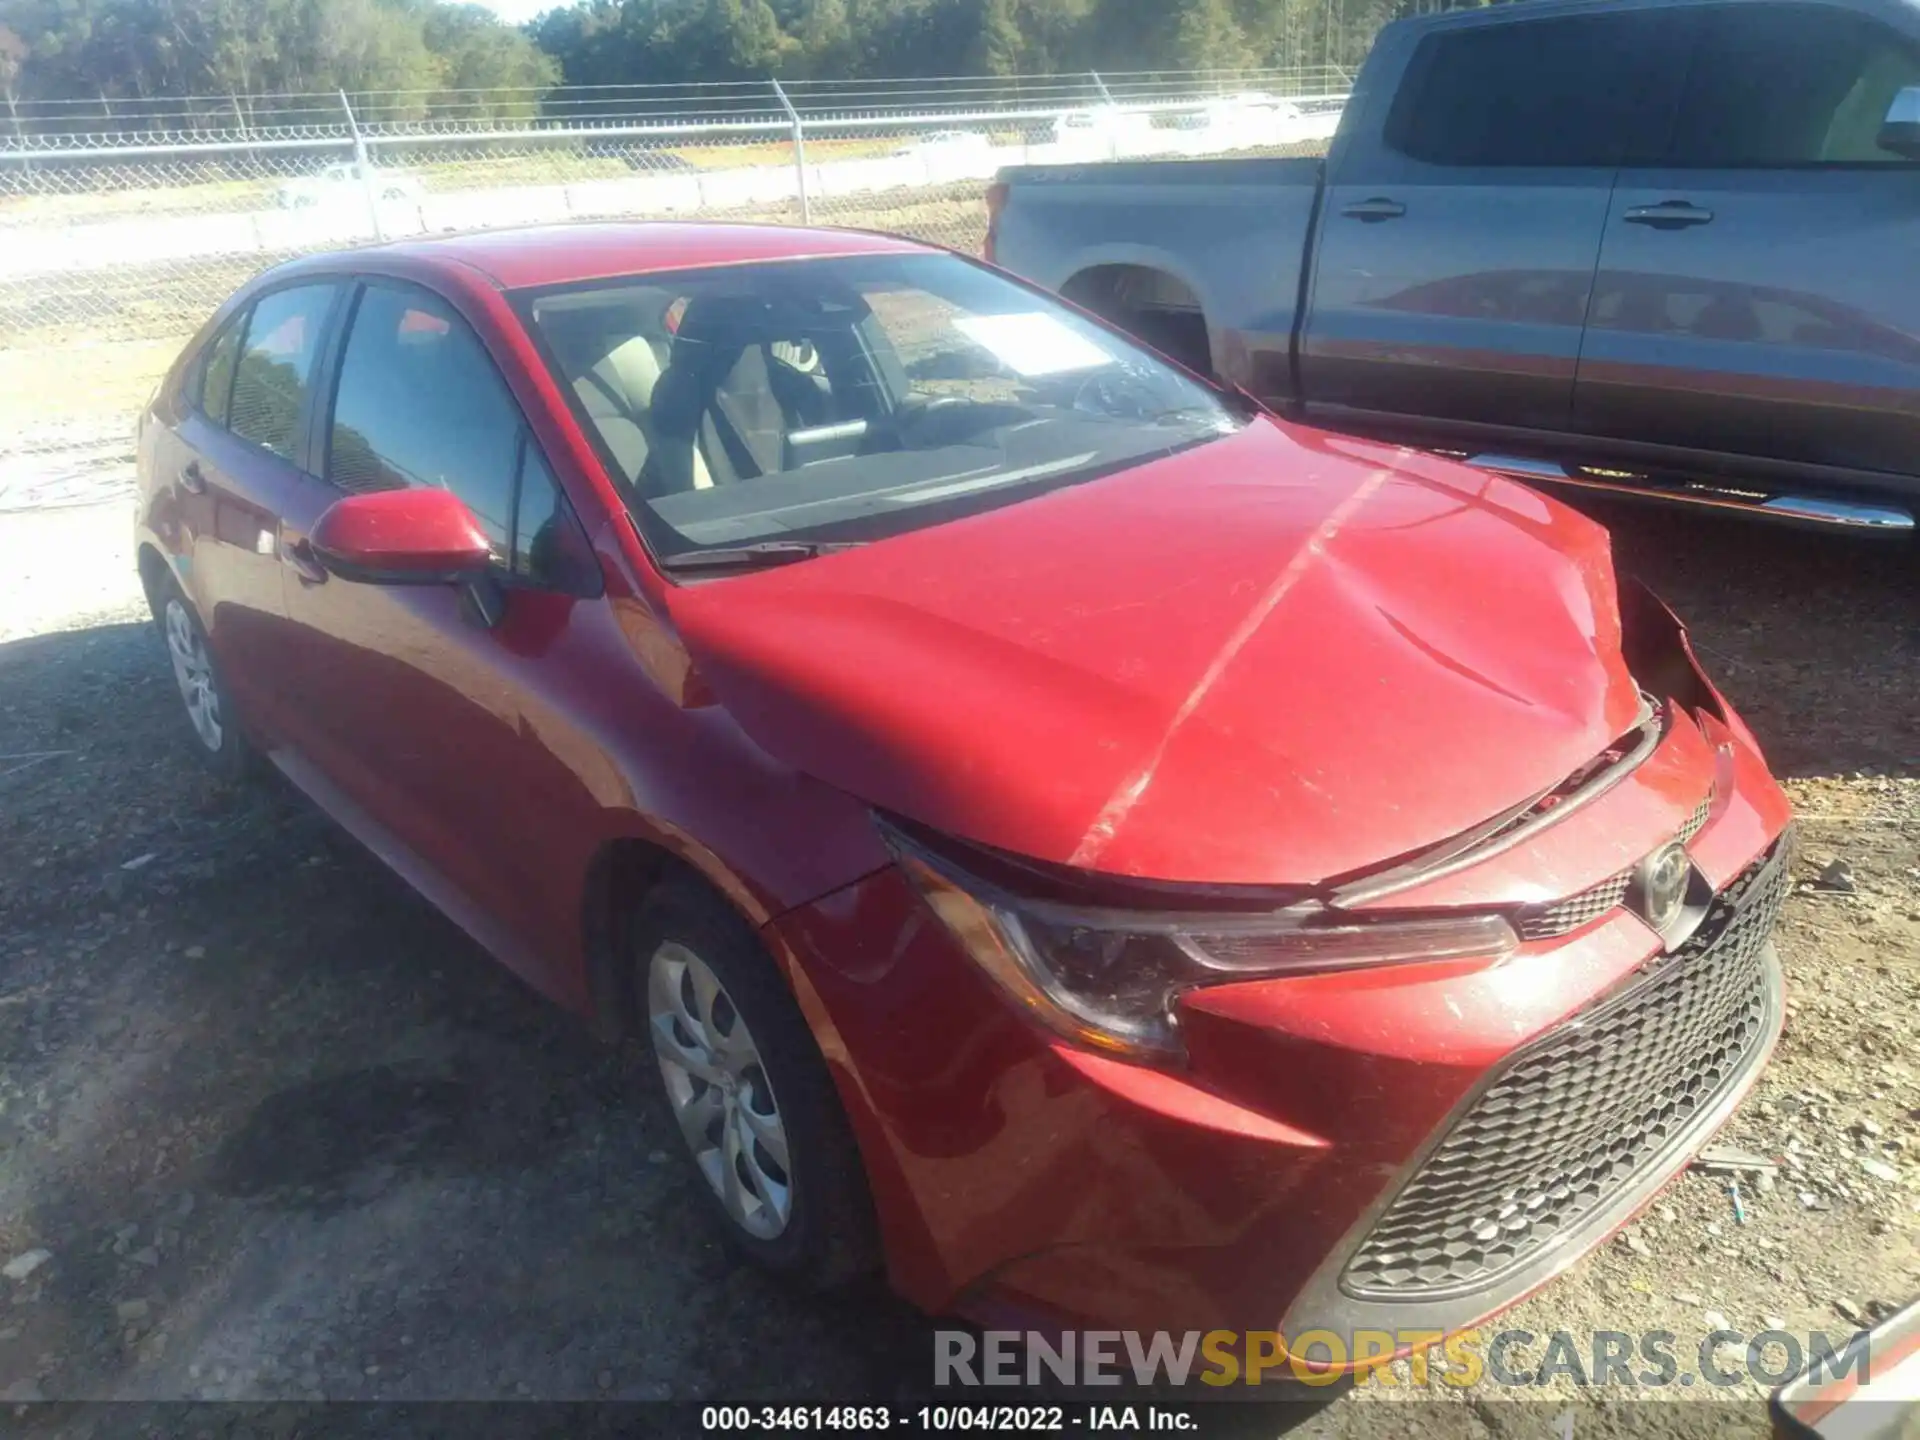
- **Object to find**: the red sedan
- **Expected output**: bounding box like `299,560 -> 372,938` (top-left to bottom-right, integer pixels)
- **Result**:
134,222 -> 1792,1348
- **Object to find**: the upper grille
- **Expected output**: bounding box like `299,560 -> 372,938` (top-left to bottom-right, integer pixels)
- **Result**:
1518,873 -> 1632,942
1341,836 -> 1789,1300
1679,792 -> 1714,844
1516,789 -> 1715,941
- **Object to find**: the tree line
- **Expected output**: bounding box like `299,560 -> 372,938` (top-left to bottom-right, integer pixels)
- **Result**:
1,0 -> 559,123
1,0 -> 1477,126
529,0 -> 1428,86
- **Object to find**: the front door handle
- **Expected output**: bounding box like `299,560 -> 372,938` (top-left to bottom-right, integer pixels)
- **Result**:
280,536 -> 329,587
1342,197 -> 1407,222
179,461 -> 207,495
1623,201 -> 1714,230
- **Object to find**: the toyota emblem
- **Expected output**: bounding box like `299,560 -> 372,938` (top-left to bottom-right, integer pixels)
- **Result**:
1630,840 -> 1693,936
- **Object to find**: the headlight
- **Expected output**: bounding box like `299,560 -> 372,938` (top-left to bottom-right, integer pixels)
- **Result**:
884,824 -> 1519,1063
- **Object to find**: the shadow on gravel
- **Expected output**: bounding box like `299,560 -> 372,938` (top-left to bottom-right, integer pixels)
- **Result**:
208,1059 -> 566,1213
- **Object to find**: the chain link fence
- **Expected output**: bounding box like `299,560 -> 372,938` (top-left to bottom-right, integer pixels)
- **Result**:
0,70 -> 1348,513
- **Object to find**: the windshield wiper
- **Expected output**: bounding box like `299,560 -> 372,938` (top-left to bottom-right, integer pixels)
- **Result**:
662,540 -> 867,573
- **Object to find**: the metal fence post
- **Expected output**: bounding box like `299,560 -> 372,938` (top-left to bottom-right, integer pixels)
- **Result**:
770,78 -> 812,225
1088,71 -> 1119,161
338,89 -> 384,242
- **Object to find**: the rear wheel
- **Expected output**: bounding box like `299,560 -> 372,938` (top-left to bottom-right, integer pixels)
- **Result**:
152,578 -> 249,783
633,880 -> 877,1288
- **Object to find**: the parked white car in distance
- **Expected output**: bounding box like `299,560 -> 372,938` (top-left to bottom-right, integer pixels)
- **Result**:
896,130 -> 994,160
1046,106 -> 1157,154
277,163 -> 424,209
895,129 -> 998,181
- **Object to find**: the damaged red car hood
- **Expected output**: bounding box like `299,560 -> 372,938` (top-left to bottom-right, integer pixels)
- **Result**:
663,418 -> 1645,887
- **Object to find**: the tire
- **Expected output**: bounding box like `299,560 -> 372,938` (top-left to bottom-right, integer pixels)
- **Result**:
632,879 -> 878,1289
151,576 -> 250,784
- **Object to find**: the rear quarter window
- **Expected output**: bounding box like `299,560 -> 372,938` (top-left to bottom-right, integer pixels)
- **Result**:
194,317 -> 244,427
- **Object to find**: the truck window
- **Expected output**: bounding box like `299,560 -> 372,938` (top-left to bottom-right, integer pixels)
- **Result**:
1667,6 -> 1920,166
1384,13 -> 1677,168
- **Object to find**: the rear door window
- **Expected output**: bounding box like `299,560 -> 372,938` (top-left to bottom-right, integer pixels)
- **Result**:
1385,13 -> 1685,167
1667,5 -> 1920,166
228,284 -> 337,462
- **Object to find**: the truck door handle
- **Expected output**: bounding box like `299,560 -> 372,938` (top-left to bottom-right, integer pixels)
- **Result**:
1342,197 -> 1407,222
280,537 -> 329,586
1623,201 -> 1714,230
179,461 -> 207,495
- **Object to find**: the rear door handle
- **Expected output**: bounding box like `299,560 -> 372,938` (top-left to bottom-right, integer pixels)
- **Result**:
1623,201 -> 1714,230
280,536 -> 329,586
179,461 -> 207,495
1342,197 -> 1407,222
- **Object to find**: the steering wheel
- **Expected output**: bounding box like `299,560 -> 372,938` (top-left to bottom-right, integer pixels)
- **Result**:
1071,370 -> 1155,420
896,392 -> 969,423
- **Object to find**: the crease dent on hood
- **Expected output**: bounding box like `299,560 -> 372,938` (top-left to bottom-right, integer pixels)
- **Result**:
1067,460 -> 1400,869
662,415 -> 1640,890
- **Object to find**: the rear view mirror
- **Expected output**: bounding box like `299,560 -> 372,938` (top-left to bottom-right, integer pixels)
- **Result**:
1878,85 -> 1920,159
309,488 -> 493,586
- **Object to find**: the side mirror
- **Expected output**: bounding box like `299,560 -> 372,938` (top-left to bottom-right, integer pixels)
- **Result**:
309,487 -> 493,587
1879,86 -> 1920,159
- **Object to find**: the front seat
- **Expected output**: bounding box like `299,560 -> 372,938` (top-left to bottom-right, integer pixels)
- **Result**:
647,295 -> 792,497
549,308 -> 710,491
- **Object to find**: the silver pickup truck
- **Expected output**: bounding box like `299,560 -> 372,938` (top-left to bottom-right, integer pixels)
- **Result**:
988,0 -> 1920,534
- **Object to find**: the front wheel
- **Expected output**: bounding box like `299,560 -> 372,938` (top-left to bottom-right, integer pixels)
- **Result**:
634,881 -> 878,1289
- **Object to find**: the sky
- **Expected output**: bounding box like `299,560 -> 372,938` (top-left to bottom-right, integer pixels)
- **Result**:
470,0 -> 555,27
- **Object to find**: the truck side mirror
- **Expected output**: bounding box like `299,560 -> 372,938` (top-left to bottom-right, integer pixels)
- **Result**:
1878,86 -> 1920,159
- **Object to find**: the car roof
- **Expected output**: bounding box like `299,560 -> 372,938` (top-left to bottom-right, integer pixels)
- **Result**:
348,221 -> 937,291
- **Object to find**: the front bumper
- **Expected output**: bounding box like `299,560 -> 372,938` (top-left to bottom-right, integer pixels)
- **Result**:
764,750 -> 1792,1341
1287,840 -> 1788,1339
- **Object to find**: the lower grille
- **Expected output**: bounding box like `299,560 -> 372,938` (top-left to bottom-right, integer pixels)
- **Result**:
1341,836 -> 1789,1300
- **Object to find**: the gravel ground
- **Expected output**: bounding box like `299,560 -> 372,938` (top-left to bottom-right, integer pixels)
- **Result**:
0,496 -> 1914,1438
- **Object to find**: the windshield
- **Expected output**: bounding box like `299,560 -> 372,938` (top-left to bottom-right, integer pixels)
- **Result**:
520,252 -> 1247,568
